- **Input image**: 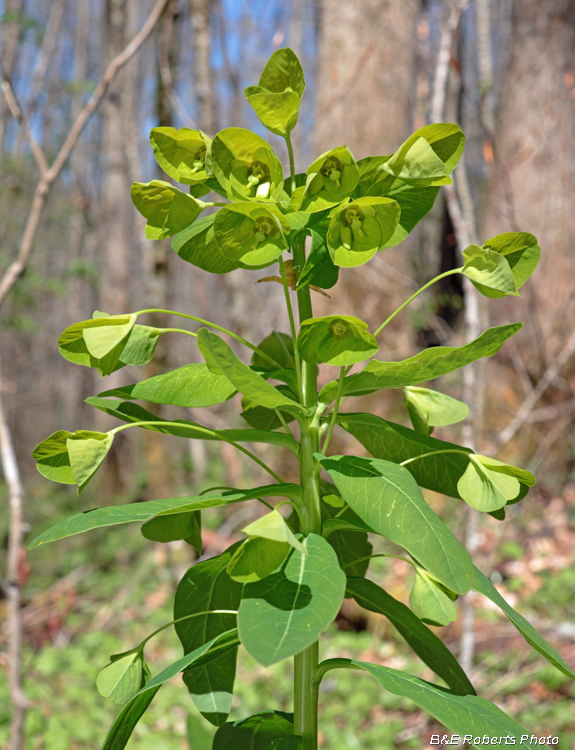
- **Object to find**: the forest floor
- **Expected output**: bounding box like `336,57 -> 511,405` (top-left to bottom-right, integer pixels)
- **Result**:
1,481 -> 575,749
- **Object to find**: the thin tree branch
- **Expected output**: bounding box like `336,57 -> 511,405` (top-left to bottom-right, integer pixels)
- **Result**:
0,69 -> 48,174
0,0 -> 170,309
0,352 -> 29,750
496,326 -> 575,450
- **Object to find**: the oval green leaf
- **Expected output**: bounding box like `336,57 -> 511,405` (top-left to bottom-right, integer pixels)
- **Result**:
297,315 -> 379,366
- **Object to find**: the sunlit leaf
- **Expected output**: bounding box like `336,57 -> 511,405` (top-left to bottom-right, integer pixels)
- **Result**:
150,127 -> 211,184
403,386 -> 469,435
213,202 -> 289,267
462,244 -> 518,298
131,180 -> 205,240
383,123 -> 465,186
297,315 -> 379,366
409,568 -> 458,627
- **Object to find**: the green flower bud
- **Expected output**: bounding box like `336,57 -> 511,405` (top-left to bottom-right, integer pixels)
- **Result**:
211,128 -> 284,201
214,202 -> 289,268
298,315 -> 379,366
301,146 -> 359,213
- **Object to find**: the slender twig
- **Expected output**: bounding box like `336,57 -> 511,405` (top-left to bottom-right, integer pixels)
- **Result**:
0,69 -> 48,174
0,0 -> 170,309
110,420 -> 284,483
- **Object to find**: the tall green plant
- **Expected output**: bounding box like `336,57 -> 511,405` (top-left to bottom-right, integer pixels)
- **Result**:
31,49 -> 569,749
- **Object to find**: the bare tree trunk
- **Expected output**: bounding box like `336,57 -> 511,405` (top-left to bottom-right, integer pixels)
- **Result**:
0,0 -> 23,155
190,0 -> 216,134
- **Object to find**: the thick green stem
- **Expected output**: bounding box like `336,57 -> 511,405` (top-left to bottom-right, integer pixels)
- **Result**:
291,230 -> 320,750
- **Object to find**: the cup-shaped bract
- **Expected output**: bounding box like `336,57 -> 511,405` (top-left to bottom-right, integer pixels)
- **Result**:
326,196 -> 400,267
382,123 -> 465,187
244,48 -> 305,137
214,202 -> 289,268
297,146 -> 359,213
298,315 -> 379,367
150,127 -> 212,185
463,232 -> 541,298
131,180 -> 205,240
211,128 -> 284,201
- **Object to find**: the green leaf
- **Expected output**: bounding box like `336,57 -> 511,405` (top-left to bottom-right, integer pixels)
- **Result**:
175,547 -> 243,726
482,231 -> 541,289
238,533 -> 346,666
320,323 -> 523,401
409,568 -> 458,627
85,397 -> 300,454
213,710 -> 297,750
118,325 -> 162,367
97,649 -> 147,705
172,215 -> 240,274
341,660 -> 527,737
240,393 -> 296,431
457,455 -> 520,512
379,182 -> 440,249
301,146 -> 359,213
130,180 -> 205,240
29,484 -> 301,548
213,202 -> 289,267
99,363 -> 237,408
186,714 -> 214,749
32,429 -> 113,493
141,510 -> 202,553
336,413 -> 533,510
150,127 -> 211,184
462,244 -> 519,298
211,127 -> 284,200
58,314 -> 137,376
320,485 -> 373,582
101,631 -> 239,750
295,230 -> 339,291
316,455 -> 474,594
472,566 -> 575,682
227,537 -> 291,584
326,196 -> 401,267
403,386 -> 469,436
244,48 -> 305,137
197,329 -> 305,416
67,430 -> 114,493
346,577 -> 475,695
251,331 -> 295,370
243,510 -> 306,556
297,315 -> 379,366
383,123 -> 465,186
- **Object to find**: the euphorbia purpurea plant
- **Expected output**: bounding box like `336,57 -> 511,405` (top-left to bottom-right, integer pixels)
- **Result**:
30,48 -> 573,749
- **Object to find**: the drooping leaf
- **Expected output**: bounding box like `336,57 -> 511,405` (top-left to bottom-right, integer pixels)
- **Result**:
32,429 -> 113,493
300,146 -> 359,213
172,215 -> 240,274
333,659 -> 527,737
98,363 -> 237,408
462,244 -> 519,298
227,537 -> 291,583
482,231 -> 540,289
346,578 -> 475,695
97,649 -> 147,705
319,323 -> 523,402
211,127 -> 284,200
240,393 -> 296,431
213,710 -> 297,750
316,454 -> 474,594
382,123 -> 465,186
141,509 -> 202,554
131,180 -> 205,239
326,196 -> 401,267
295,229 -> 339,291
251,331 -> 295,370
336,413 -> 533,509
58,314 -> 137,376
472,566 -> 575,683
29,484 -> 301,548
150,127 -> 211,185
403,386 -> 469,436
409,568 -> 458,627
175,546 -> 243,726
244,47 -> 305,137
85,397 -> 300,454
101,631 -> 239,750
238,533 -> 346,666
297,315 -> 379,366
213,202 -> 289,267
197,329 -> 305,416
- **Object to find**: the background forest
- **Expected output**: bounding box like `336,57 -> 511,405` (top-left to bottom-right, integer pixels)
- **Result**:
1,0 -> 575,748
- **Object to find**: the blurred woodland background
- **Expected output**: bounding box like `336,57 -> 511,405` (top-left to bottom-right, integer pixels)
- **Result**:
1,0 -> 575,748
